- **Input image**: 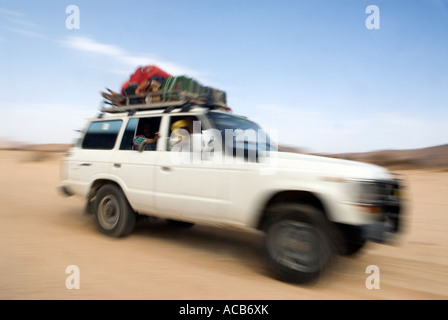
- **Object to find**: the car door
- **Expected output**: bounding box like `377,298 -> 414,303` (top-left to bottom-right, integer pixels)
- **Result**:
110,116 -> 162,214
154,113 -> 230,221
67,119 -> 122,197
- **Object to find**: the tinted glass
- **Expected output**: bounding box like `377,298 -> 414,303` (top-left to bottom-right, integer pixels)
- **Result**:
81,120 -> 122,150
207,112 -> 275,153
120,118 -> 138,150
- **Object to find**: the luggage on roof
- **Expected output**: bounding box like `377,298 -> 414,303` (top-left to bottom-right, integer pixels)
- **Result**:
101,66 -> 228,109
159,76 -> 227,107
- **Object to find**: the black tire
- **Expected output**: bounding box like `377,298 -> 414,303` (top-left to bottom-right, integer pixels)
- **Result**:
262,204 -> 336,284
342,239 -> 366,256
335,224 -> 367,256
166,219 -> 195,229
93,184 -> 136,238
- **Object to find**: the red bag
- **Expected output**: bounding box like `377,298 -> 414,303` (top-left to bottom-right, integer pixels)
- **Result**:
130,65 -> 171,85
121,65 -> 172,93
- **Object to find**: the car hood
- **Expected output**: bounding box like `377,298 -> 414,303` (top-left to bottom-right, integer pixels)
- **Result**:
265,151 -> 393,181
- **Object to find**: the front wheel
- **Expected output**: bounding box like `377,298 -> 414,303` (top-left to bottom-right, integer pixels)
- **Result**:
94,184 -> 136,238
336,224 -> 367,256
263,204 -> 336,284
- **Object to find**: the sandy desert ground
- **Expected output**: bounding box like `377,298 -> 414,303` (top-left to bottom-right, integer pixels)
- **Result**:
0,150 -> 447,300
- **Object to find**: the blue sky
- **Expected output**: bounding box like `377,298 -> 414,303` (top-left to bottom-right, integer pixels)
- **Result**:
0,0 -> 447,153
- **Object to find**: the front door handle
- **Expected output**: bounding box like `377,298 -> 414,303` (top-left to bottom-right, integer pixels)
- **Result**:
161,166 -> 171,172
114,163 -> 121,168
79,163 -> 91,167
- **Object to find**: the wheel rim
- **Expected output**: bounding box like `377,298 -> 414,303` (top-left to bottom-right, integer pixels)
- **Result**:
267,220 -> 323,273
97,194 -> 120,230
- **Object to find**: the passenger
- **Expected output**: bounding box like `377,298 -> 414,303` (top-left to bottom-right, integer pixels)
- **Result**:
122,82 -> 142,105
169,119 -> 194,150
134,122 -> 160,152
121,66 -> 172,105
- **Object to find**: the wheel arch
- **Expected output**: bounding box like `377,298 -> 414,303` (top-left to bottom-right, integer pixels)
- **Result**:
256,190 -> 329,231
85,179 -> 126,214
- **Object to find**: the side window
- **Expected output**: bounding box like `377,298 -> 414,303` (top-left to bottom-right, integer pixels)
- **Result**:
119,118 -> 138,150
167,115 -> 200,151
81,120 -> 122,150
132,116 -> 162,151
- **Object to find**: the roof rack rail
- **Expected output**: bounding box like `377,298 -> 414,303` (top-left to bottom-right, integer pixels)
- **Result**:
100,100 -> 188,114
100,99 -> 229,115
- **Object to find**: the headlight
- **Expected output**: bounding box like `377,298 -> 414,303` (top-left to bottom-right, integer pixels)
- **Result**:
351,180 -> 384,206
347,178 -> 402,211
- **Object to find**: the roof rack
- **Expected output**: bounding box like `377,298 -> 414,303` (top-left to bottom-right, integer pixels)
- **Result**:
100,99 -> 229,116
101,99 -> 185,114
100,75 -> 229,115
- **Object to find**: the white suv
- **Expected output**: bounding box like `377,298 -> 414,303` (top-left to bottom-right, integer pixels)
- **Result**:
60,100 -> 405,284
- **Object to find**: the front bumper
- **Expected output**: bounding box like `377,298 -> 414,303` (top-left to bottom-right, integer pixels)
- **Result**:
337,208 -> 401,245
59,185 -> 74,197
361,216 -> 400,243
349,176 -> 405,243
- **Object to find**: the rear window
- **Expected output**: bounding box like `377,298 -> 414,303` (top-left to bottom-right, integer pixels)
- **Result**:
81,120 -> 122,150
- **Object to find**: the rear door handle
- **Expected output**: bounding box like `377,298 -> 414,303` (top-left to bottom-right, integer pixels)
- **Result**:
79,163 -> 91,167
114,163 -> 121,168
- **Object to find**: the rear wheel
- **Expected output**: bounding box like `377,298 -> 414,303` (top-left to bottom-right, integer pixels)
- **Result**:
263,204 -> 336,284
94,184 -> 136,238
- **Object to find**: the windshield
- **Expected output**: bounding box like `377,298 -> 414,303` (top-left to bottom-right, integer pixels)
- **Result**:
207,111 -> 277,154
